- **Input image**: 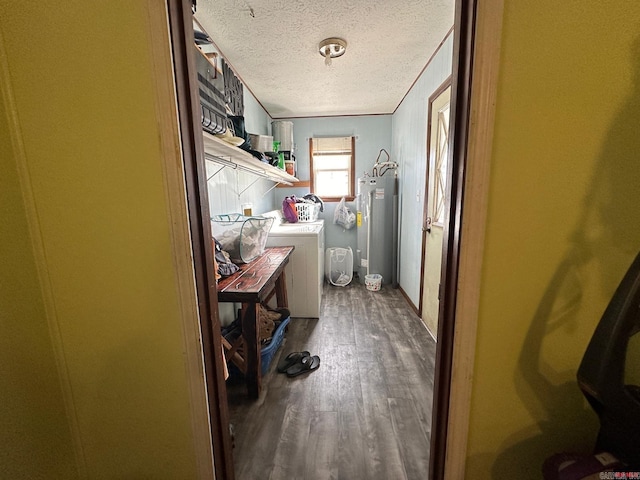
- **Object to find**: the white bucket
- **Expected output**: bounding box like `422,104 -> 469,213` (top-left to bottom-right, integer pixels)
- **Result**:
365,274 -> 382,291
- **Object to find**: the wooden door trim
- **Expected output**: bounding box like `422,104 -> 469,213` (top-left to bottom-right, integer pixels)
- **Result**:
429,0 -> 478,478
147,2 -> 217,478
442,0 -> 505,477
429,0 -> 504,478
166,1 -> 235,479
418,76 -> 452,316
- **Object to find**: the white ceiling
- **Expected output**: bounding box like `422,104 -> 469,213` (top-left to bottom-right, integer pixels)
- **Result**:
194,0 -> 455,119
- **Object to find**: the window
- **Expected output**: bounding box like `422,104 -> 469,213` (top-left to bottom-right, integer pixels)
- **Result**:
432,103 -> 450,225
309,136 -> 355,201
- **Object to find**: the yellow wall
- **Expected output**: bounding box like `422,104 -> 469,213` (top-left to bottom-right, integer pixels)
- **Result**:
0,61 -> 78,479
1,2 -> 205,478
466,2 -> 640,477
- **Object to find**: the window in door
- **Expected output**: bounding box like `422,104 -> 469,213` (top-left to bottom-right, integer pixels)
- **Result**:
431,104 -> 450,225
309,136 -> 355,201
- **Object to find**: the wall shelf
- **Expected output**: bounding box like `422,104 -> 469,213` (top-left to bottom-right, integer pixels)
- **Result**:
276,180 -> 310,188
202,132 -> 298,185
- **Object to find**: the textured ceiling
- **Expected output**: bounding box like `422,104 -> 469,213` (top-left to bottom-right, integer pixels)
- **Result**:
194,0 -> 454,118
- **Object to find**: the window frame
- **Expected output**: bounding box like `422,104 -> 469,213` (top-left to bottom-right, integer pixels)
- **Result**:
309,136 -> 356,202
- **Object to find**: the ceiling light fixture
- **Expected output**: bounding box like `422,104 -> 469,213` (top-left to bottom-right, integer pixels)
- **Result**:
318,38 -> 347,67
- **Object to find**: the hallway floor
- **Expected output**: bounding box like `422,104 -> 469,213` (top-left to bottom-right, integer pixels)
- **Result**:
226,282 -> 436,480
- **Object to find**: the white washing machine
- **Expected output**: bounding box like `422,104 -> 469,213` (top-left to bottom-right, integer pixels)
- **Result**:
264,212 -> 325,318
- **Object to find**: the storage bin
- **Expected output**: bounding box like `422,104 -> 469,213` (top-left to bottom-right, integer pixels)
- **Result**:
294,202 -> 320,222
228,316 -> 290,378
211,214 -> 274,263
260,316 -> 290,375
248,134 -> 273,152
365,274 -> 382,292
325,247 -> 353,286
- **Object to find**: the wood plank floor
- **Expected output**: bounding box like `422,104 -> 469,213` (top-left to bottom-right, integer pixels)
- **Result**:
226,282 -> 436,480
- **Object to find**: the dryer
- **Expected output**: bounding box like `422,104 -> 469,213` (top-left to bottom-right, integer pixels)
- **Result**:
265,214 -> 324,318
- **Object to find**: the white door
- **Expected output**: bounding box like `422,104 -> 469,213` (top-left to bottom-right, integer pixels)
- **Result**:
421,84 -> 451,339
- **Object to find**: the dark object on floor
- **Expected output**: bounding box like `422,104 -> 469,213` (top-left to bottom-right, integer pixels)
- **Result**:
542,451 -> 624,480
285,354 -> 320,377
277,351 -> 310,373
577,251 -> 640,467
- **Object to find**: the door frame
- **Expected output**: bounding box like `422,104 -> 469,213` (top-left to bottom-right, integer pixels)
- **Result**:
418,76 -> 452,320
429,0 -> 477,477
166,1 -> 235,479
430,0 -> 505,478
164,0 -> 504,478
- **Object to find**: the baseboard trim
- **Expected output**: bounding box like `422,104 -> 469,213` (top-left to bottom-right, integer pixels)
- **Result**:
398,285 -> 420,316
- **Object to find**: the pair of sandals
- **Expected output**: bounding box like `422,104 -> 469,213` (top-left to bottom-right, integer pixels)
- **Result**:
276,351 -> 320,377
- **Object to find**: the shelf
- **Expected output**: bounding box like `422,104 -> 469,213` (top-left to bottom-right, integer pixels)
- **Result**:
202,132 -> 298,185
276,180 -> 310,188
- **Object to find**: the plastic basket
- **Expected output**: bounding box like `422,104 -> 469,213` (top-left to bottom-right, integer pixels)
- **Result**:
365,274 -> 382,291
260,316 -> 290,375
294,202 -> 320,222
211,213 -> 274,263
227,316 -> 290,378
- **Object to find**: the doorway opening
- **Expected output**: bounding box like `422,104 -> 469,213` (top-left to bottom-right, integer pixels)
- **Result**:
166,0 -> 481,478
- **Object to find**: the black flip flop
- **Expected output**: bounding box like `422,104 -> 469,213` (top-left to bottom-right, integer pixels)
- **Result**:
277,351 -> 310,373
286,355 -> 320,377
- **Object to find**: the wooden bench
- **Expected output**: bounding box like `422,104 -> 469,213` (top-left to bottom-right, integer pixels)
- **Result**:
217,246 -> 294,398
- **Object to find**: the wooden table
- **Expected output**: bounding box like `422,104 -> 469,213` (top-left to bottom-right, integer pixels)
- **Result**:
217,246 -> 294,398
